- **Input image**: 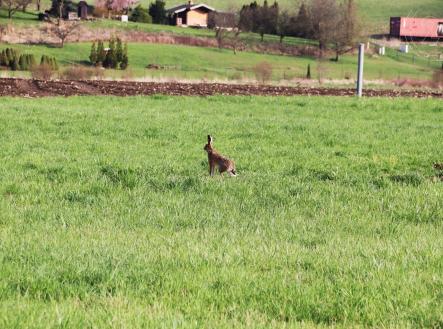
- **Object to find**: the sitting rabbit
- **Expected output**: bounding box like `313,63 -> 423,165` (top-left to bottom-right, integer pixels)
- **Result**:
203,135 -> 237,177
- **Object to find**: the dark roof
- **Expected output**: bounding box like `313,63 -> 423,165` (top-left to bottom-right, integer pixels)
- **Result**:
166,3 -> 215,14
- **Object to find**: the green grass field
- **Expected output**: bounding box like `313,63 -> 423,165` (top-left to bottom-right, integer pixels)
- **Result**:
1,42 -> 440,82
0,95 -> 442,328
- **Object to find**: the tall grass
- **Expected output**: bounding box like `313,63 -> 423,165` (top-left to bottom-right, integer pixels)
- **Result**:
0,95 -> 442,328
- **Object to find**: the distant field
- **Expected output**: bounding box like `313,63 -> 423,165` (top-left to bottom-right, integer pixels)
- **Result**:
1,42 -> 440,83
0,95 -> 442,328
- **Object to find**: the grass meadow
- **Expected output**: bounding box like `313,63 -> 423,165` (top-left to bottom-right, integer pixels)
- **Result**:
1,42 -> 440,83
0,95 -> 442,328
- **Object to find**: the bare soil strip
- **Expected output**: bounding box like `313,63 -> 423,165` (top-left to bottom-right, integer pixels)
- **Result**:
0,78 -> 442,98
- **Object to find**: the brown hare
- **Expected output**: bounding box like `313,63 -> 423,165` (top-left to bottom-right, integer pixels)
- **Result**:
203,135 -> 237,177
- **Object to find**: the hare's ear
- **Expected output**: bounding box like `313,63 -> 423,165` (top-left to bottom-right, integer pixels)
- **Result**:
207,135 -> 213,144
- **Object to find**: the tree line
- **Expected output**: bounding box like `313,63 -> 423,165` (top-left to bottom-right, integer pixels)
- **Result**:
235,0 -> 361,60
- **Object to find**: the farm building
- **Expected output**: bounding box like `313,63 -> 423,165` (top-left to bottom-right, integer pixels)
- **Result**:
166,1 -> 215,27
390,17 -> 443,39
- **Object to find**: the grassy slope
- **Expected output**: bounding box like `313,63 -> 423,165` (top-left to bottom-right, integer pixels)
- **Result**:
0,96 -> 442,328
1,42 -> 440,82
12,0 -> 443,31
196,0 -> 443,30
2,0 -> 443,32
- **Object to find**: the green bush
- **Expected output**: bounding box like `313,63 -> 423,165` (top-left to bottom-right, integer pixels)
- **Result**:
89,42 -> 97,65
90,38 -> 128,70
40,55 -> 58,70
130,5 -> 152,23
120,43 -> 128,70
96,41 -> 106,64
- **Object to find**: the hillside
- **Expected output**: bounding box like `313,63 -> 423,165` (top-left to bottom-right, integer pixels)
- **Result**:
161,0 -> 443,33
6,0 -> 443,34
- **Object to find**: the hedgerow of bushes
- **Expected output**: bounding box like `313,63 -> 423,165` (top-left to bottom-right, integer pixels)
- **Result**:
0,48 -> 58,71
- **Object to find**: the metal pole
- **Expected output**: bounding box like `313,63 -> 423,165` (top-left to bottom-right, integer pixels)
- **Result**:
356,43 -> 364,97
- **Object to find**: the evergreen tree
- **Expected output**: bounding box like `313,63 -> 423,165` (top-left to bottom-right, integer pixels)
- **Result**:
130,5 -> 152,23
29,54 -> 37,69
40,55 -> 48,66
19,55 -> 27,70
10,55 -> 18,71
0,50 -> 8,66
6,48 -> 16,64
120,43 -> 128,70
96,41 -> 106,65
51,57 -> 59,70
148,0 -> 166,24
116,38 -> 123,63
306,64 -> 311,79
295,2 -> 312,38
104,38 -> 117,69
89,42 -> 98,65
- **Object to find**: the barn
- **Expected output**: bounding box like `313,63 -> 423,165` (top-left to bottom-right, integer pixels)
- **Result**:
390,17 -> 443,39
167,1 -> 215,28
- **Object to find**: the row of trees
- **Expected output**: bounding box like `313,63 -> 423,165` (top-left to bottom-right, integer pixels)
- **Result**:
0,48 -> 58,71
128,1 -> 166,24
1,0 -> 33,18
236,0 -> 361,59
89,38 -> 128,69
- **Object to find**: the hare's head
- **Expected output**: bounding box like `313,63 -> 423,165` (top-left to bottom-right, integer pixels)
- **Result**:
204,135 -> 214,153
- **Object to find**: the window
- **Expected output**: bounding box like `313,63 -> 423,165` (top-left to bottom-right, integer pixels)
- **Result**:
438,23 -> 443,36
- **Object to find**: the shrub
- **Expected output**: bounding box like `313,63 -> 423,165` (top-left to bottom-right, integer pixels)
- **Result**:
31,64 -> 54,80
116,38 -> 123,63
306,63 -> 311,79
103,38 -> 117,69
0,50 -> 8,66
10,56 -> 18,71
120,43 -> 128,70
40,55 -> 58,70
253,61 -> 273,84
18,54 -> 36,70
0,48 -> 19,69
130,5 -> 152,23
90,39 -> 128,70
60,66 -> 104,80
149,0 -> 166,24
5,48 -> 17,64
89,41 -> 97,64
96,41 -> 106,65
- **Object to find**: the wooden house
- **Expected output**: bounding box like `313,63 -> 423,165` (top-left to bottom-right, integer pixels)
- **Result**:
166,1 -> 215,27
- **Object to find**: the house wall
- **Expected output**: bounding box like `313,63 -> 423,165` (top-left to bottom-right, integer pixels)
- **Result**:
391,17 -> 443,38
176,12 -> 187,25
186,9 -> 208,27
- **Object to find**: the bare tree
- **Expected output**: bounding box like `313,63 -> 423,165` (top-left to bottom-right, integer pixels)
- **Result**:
49,20 -> 80,47
215,27 -> 227,49
309,0 -> 340,57
35,0 -> 41,11
0,24 -> 6,42
331,0 -> 362,61
2,0 -> 32,18
231,28 -> 242,55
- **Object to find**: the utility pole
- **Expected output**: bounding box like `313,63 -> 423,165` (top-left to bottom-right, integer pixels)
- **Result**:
356,43 -> 364,97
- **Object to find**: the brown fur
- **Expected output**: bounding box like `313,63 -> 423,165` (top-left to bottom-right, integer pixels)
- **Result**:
204,135 -> 236,177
